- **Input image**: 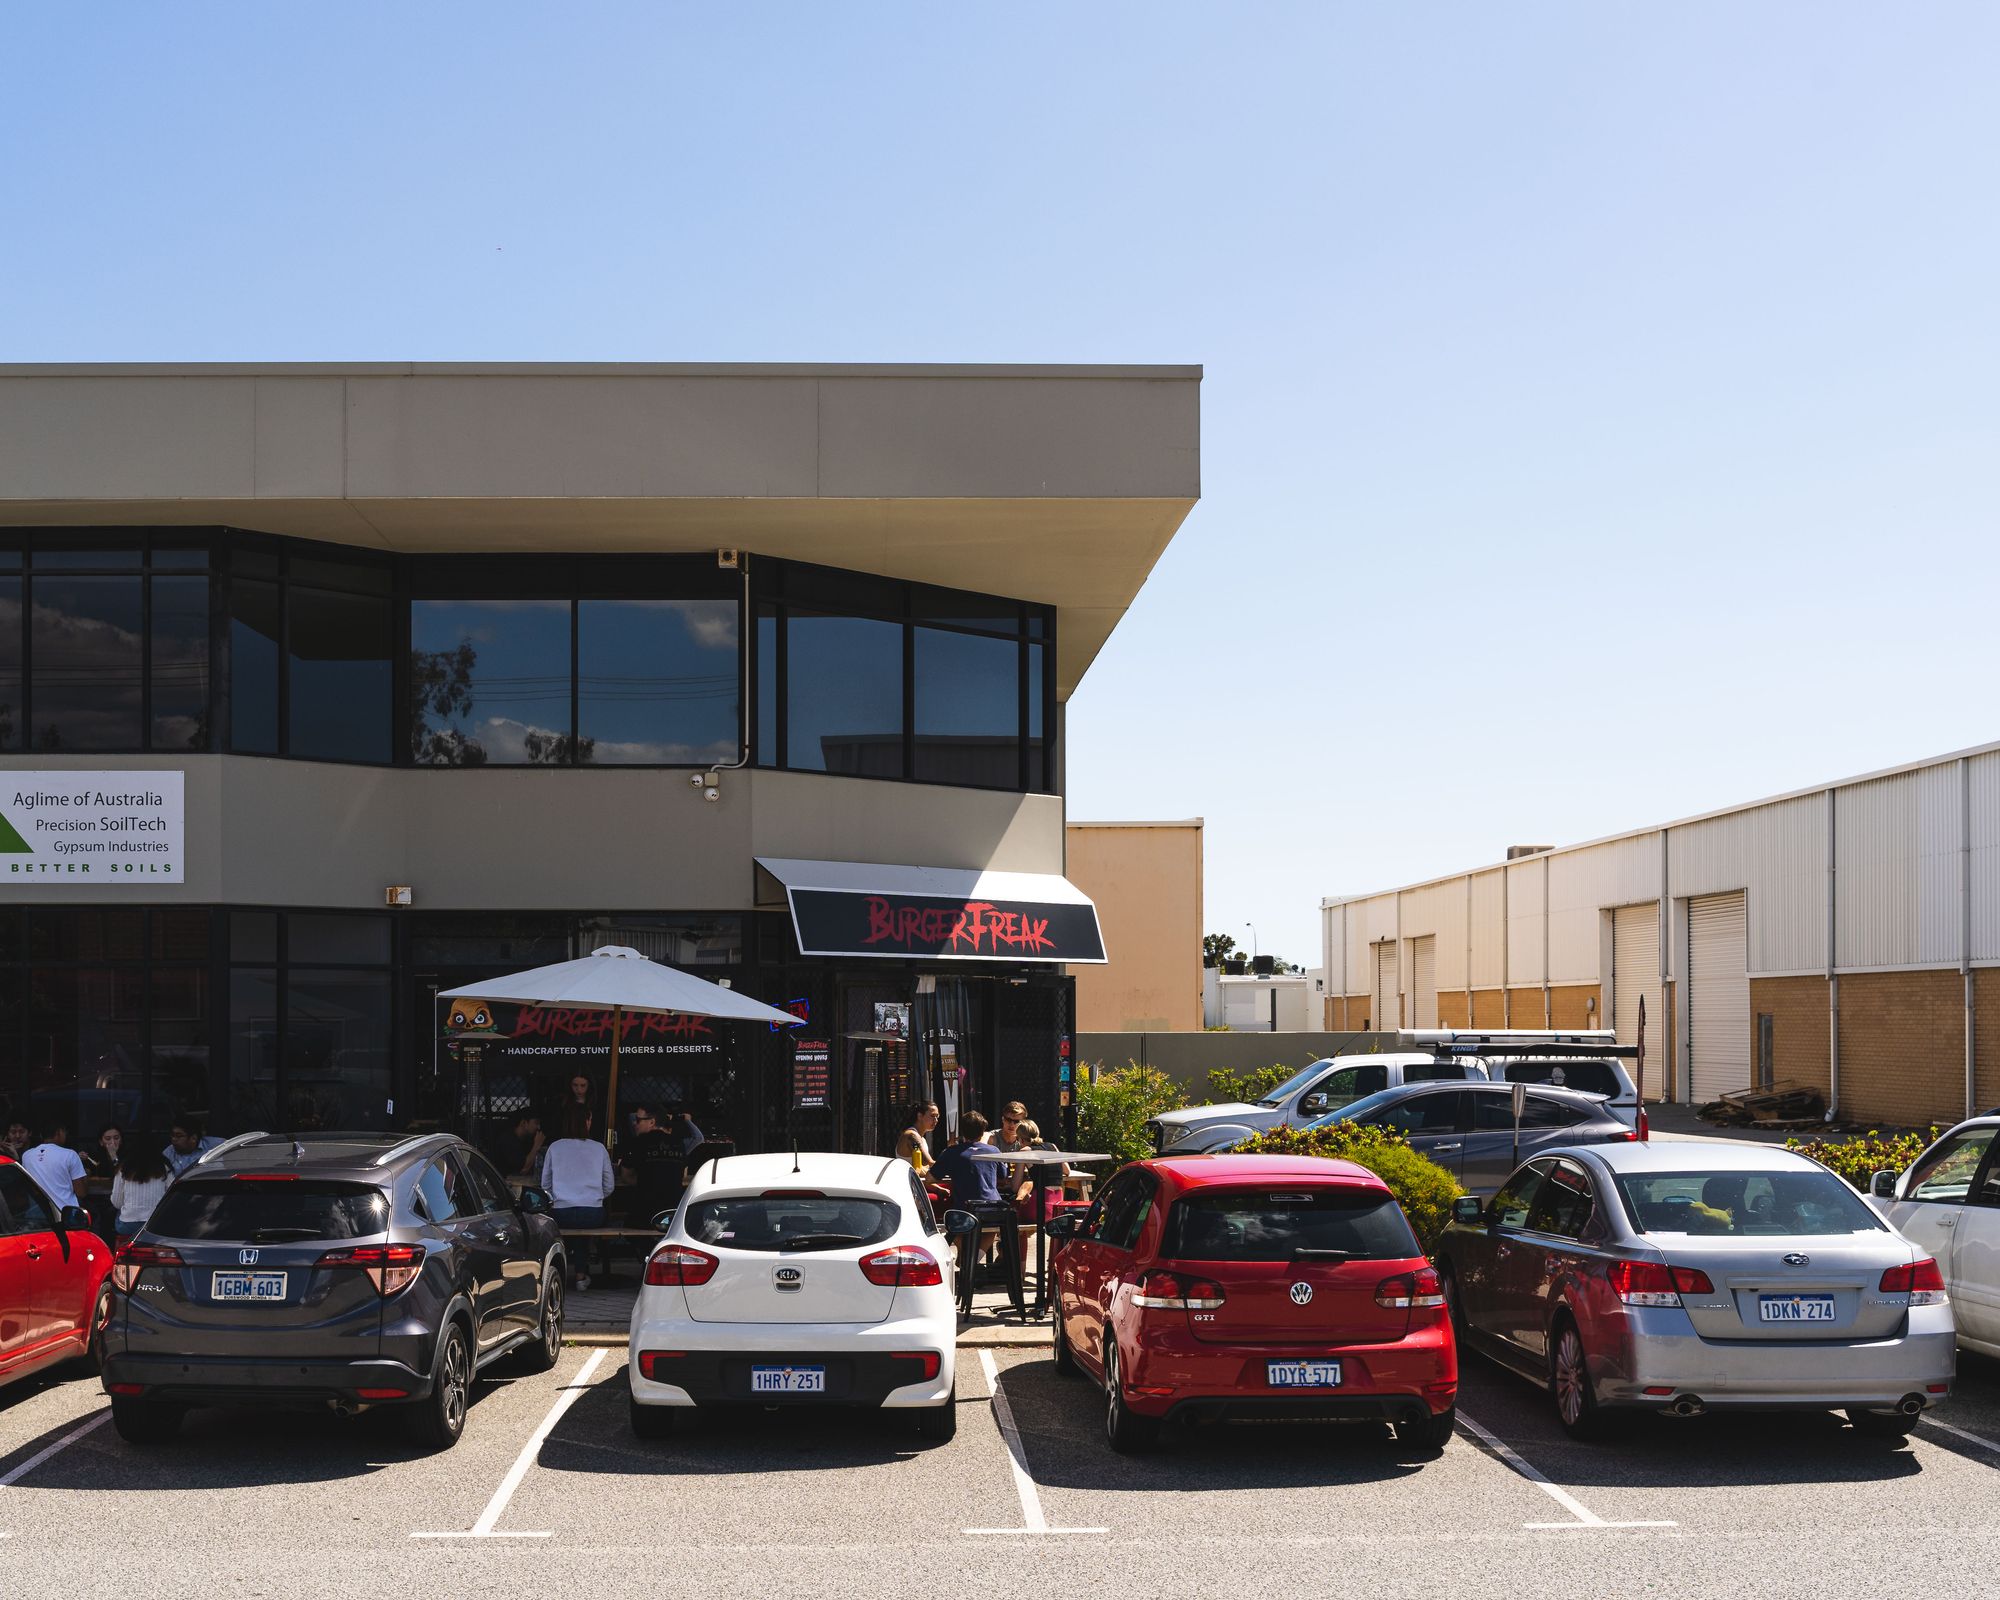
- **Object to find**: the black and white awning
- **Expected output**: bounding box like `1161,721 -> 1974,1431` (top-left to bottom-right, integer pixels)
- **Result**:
754,857 -> 1106,964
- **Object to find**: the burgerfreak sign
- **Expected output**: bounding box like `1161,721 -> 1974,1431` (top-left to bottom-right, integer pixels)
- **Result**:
787,887 -> 1106,963
0,772 -> 185,884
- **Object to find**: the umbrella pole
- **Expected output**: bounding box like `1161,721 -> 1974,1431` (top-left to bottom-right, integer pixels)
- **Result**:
605,1004 -> 622,1152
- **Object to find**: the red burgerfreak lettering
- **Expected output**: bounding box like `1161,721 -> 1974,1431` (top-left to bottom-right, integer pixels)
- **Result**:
858,896 -> 1055,955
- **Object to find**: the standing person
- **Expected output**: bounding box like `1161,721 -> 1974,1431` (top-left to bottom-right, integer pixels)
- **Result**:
895,1103 -> 939,1172
669,1108 -> 706,1157
112,1140 -> 171,1244
542,1105 -> 614,1291
618,1106 -> 684,1226
162,1121 -> 221,1177
23,1122 -> 89,1207
84,1125 -> 124,1241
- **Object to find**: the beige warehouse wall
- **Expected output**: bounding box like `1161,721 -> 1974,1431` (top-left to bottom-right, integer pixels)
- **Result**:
1066,821 -> 1203,1032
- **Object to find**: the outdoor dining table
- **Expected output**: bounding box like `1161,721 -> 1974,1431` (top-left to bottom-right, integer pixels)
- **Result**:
957,1146 -> 1114,1317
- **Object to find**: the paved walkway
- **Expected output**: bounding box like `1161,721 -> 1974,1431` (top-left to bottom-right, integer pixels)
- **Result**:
566,1273 -> 1051,1345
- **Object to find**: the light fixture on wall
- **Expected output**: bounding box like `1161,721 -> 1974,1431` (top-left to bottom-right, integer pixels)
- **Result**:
384,886 -> 413,908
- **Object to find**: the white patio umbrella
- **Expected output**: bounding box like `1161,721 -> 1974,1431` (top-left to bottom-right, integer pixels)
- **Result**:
440,946 -> 801,1147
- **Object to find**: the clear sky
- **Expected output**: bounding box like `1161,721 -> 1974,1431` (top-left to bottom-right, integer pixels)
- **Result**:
4,5 -> 1996,968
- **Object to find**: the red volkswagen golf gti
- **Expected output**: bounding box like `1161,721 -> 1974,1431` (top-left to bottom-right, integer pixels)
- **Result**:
1048,1155 -> 1456,1452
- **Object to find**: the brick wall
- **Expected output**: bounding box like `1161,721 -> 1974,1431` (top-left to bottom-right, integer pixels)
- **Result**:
1331,995 -> 1374,1030
1979,969 -> 2000,1112
1549,984 -> 1601,1031
1749,977 -> 1832,1102
1471,989 -> 1506,1028
1837,970 -> 1964,1127
1437,990 -> 1470,1027
1506,987 -> 1548,1027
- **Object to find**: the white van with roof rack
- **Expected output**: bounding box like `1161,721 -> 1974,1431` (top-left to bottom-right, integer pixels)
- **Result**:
1146,1029 -> 1643,1154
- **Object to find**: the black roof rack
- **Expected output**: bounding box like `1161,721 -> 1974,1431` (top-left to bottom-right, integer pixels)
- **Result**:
1433,1041 -> 1639,1060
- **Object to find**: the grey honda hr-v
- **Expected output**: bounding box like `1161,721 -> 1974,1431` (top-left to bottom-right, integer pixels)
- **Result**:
102,1131 -> 568,1450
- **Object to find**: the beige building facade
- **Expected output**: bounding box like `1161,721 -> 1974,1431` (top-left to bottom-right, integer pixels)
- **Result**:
1066,820 -> 1204,1032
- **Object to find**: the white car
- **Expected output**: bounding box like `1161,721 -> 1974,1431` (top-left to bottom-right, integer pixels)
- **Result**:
628,1151 -> 965,1441
1870,1114 -> 2000,1358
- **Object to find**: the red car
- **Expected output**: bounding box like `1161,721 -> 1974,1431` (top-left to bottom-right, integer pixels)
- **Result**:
1047,1154 -> 1457,1452
0,1154 -> 114,1387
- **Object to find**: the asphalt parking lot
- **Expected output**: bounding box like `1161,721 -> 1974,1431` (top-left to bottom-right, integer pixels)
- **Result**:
5,1339 -> 2000,1600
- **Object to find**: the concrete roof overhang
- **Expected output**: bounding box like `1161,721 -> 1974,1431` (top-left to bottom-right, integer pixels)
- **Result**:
0,363 -> 1201,697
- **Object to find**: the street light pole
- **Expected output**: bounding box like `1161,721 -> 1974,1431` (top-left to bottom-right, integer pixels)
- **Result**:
1245,922 -> 1258,962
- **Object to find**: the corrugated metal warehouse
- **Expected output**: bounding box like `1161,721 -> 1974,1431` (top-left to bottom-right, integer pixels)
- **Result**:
1320,742 -> 2000,1126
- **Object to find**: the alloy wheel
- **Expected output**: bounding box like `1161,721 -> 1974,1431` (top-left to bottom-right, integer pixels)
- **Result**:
542,1277 -> 564,1363
1554,1329 -> 1586,1427
440,1331 -> 469,1435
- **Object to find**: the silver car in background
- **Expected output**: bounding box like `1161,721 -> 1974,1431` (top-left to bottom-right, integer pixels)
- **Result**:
1437,1142 -> 1955,1439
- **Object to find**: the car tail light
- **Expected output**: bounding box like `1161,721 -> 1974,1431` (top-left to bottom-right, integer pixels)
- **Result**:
859,1246 -> 944,1287
1636,1106 -> 1650,1142
644,1246 -> 720,1286
106,1383 -> 146,1397
638,1350 -> 685,1380
1375,1266 -> 1445,1309
1881,1257 -> 1948,1306
1609,1127 -> 1641,1142
889,1351 -> 943,1382
1608,1261 -> 1683,1307
355,1387 -> 409,1400
1132,1270 -> 1226,1310
1668,1266 -> 1713,1295
319,1243 -> 423,1295
112,1241 -> 183,1292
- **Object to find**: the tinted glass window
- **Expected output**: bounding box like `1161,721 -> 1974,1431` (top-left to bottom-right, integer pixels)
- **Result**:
284,970 -> 392,1131
908,1169 -> 938,1233
32,574 -> 143,749
229,579 -> 281,753
913,627 -> 1018,788
1524,1162 -> 1593,1238
577,598 -> 738,765
1520,1095 -> 1586,1129
1372,1091 -> 1464,1134
0,1164 -> 55,1232
0,576 -> 21,750
1314,1064 -> 1388,1106
147,1180 -> 391,1241
1257,1061 -> 1332,1106
1489,1163 -> 1547,1227
464,1150 -> 516,1215
1404,1062 -> 1468,1082
1473,1090 -> 1587,1129
1615,1169 -> 1885,1236
683,1194 -> 898,1252
1025,641 -> 1048,790
754,607 -> 778,766
417,1157 -> 463,1223
289,587 -> 392,762
1904,1129 -> 1995,1203
150,575 -> 210,750
1502,1060 -> 1622,1098
287,914 -> 390,965
1092,1172 -> 1154,1250
786,613 -> 903,776
1165,1188 -> 1419,1261
410,598 -> 571,765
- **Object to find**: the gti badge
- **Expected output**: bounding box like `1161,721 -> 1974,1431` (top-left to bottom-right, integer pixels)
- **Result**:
1289,1282 -> 1313,1306
775,1266 -> 803,1291
1783,1253 -> 1810,1267
238,1248 -> 259,1266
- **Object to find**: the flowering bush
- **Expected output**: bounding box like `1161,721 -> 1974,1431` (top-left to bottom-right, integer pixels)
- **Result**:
1230,1121 -> 1464,1255
1785,1126 -> 1941,1190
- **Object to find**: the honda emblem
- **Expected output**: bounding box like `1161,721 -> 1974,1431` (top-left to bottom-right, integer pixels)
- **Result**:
238,1248 -> 259,1266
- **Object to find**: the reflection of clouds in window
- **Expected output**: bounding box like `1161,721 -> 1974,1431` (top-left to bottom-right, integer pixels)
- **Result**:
31,578 -> 143,750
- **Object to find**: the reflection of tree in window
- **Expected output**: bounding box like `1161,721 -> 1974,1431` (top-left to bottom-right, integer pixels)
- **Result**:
409,599 -> 577,766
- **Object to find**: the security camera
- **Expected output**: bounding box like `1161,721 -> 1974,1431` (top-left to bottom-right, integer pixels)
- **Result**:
716,549 -> 740,569
689,772 -> 706,788
703,787 -> 720,803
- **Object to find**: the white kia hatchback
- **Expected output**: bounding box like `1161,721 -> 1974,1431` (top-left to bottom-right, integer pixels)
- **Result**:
628,1151 -> 965,1441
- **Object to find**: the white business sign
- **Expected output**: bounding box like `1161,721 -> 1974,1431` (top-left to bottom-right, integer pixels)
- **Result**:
0,772 -> 185,883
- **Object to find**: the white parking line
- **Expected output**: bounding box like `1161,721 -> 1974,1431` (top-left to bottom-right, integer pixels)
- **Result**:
1455,1409 -> 1676,1531
411,1349 -> 607,1540
1921,1416 -> 2000,1456
0,1408 -> 109,1491
962,1350 -> 1107,1537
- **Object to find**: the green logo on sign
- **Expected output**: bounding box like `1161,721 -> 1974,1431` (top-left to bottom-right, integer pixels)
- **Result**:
0,812 -> 31,854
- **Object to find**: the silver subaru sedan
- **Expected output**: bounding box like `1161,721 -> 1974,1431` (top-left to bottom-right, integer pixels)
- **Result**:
1436,1141 -> 1956,1439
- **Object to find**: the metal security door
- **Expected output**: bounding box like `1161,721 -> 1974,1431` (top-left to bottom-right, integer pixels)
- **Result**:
1611,905 -> 1665,1101
1411,936 -> 1438,1029
1687,892 -> 1751,1102
1373,943 -> 1398,1032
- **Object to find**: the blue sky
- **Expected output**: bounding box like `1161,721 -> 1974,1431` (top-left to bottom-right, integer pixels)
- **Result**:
5,5 -> 1996,965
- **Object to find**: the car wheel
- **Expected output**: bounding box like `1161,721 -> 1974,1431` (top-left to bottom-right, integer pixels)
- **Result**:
1439,1264 -> 1467,1340
409,1322 -> 471,1451
110,1396 -> 183,1445
1395,1404 -> 1457,1455
1550,1320 -> 1609,1441
517,1271 -> 564,1374
911,1388 -> 957,1442
75,1285 -> 115,1377
629,1397 -> 678,1440
1102,1339 -> 1160,1454
1052,1301 -> 1078,1375
1848,1407 -> 1920,1440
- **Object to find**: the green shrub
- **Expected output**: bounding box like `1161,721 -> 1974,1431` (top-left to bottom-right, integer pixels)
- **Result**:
1785,1126 -> 1941,1190
1203,1063 -> 1294,1106
1075,1063 -> 1188,1168
1230,1121 -> 1464,1255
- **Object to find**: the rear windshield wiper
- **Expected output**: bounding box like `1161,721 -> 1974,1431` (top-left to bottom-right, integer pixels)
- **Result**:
1289,1247 -> 1356,1262
248,1227 -> 321,1243
781,1233 -> 869,1249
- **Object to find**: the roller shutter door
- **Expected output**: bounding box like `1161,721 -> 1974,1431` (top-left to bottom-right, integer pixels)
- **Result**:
1612,905 -> 1665,1101
1373,943 -> 1398,1031
1687,891 -> 1750,1102
1411,936 -> 1438,1029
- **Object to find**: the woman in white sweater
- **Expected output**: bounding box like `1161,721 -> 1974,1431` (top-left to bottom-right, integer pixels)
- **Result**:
542,1105 -> 615,1290
112,1139 -> 173,1243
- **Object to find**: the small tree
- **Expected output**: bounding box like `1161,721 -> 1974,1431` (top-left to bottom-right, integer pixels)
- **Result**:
1075,1063 -> 1188,1168
1202,933 -> 1237,967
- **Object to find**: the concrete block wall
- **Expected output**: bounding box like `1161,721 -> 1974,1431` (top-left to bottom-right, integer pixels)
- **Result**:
1471,989 -> 1507,1027
1748,977 -> 1833,1101
1549,984 -> 1601,1031
1437,990 -> 1471,1027
1506,987 -> 1546,1026
1836,970 -> 1967,1128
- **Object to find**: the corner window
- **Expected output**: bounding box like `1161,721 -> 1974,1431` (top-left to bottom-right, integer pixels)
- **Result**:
228,546 -> 392,763
786,612 -> 903,776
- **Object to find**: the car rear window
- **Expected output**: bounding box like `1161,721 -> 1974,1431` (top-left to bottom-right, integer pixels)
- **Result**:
146,1180 -> 391,1242
1163,1188 -> 1420,1262
685,1194 -> 899,1253
1404,1062 -> 1467,1082
1614,1170 -> 1884,1236
1502,1060 -> 1623,1098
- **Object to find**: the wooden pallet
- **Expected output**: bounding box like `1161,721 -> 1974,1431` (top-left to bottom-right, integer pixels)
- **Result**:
1696,1081 -> 1826,1127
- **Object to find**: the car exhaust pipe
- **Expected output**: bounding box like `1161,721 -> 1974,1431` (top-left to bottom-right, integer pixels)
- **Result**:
1666,1396 -> 1706,1418
1898,1395 -> 1925,1417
